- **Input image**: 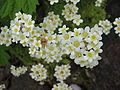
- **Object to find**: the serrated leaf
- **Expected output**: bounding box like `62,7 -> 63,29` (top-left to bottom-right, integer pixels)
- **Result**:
10,0 -> 25,18
0,0 -> 39,20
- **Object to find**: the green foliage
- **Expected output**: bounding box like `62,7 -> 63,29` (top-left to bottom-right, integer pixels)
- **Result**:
78,0 -> 96,8
9,44 -> 34,65
77,0 -> 106,27
0,44 -> 34,66
0,45 -> 10,65
79,4 -> 106,27
0,0 -> 39,25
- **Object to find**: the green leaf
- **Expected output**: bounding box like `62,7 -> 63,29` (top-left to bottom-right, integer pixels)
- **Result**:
22,0 -> 39,14
10,0 -> 25,18
0,0 -> 39,20
0,0 -> 14,18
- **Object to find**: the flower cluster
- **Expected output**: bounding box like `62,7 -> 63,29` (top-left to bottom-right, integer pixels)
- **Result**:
62,4 -> 83,25
54,64 -> 71,82
0,84 -> 5,90
69,25 -> 103,68
0,26 -> 12,46
10,65 -> 27,77
95,0 -> 103,7
0,12 -> 35,47
30,63 -> 47,82
99,20 -> 113,35
0,12 -> 63,63
0,11 -> 104,68
40,12 -> 62,34
52,82 -> 72,90
113,17 -> 120,36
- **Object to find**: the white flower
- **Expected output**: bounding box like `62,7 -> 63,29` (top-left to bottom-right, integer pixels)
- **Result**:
73,15 -> 83,26
59,25 -> 69,33
19,33 -> 27,42
65,43 -> 74,54
70,49 -> 85,60
11,26 -> 20,35
71,37 -> 84,50
80,26 -> 90,39
34,41 -> 41,49
1,26 -> 9,34
25,20 -> 35,28
4,39 -> 12,46
72,28 -> 82,37
84,50 -> 97,62
22,13 -> 32,22
15,11 -> 22,19
61,32 -> 72,44
86,32 -> 102,44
